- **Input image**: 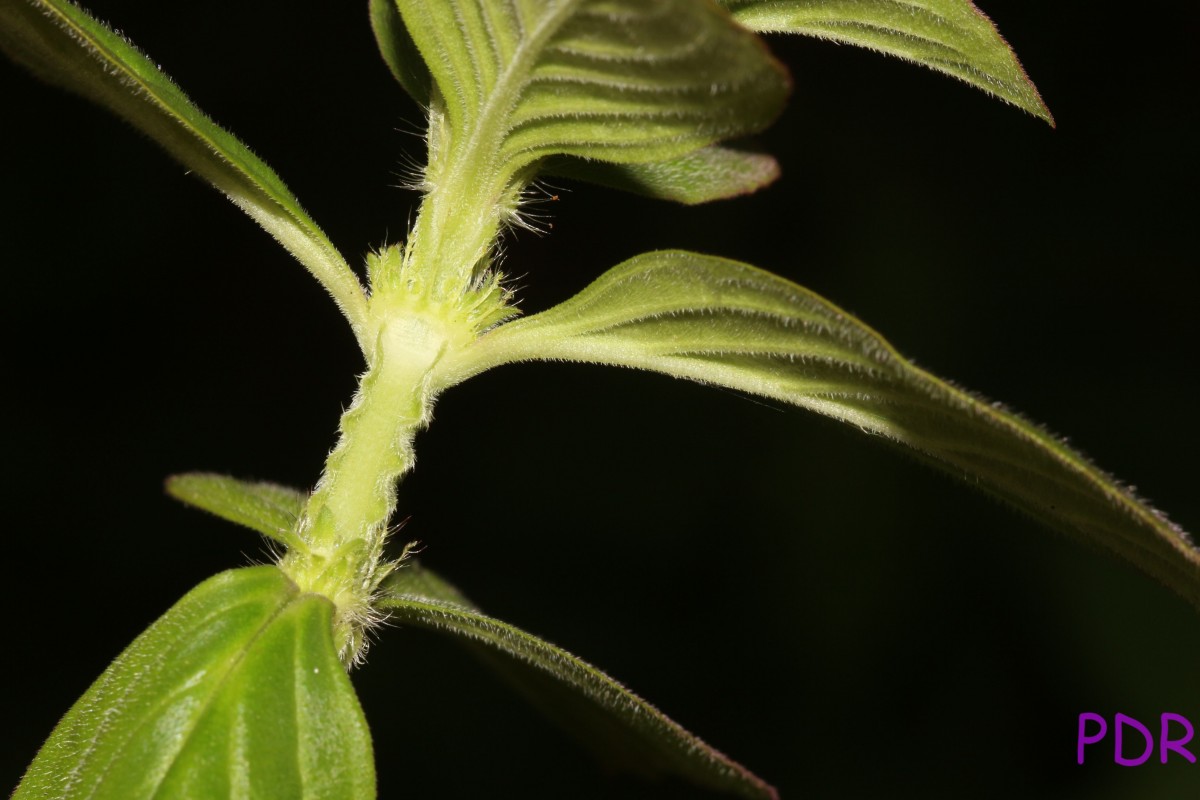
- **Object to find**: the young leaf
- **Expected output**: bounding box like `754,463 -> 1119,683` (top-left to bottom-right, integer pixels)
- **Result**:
398,0 -> 789,185
0,0 -> 372,349
379,563 -> 777,800
368,1 -> 781,204
391,0 -> 791,291
13,567 -> 375,800
719,0 -> 1054,124
166,472 -> 308,551
441,251 -> 1200,611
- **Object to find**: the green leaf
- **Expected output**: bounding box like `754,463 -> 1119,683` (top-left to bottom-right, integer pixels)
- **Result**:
13,567 -> 375,800
544,144 -> 781,205
443,250 -> 1200,610
368,2 -> 781,204
369,0 -> 432,104
719,0 -> 1053,124
0,0 -> 372,349
166,472 -> 308,551
399,0 -> 789,186
393,0 -> 791,291
379,562 -> 776,800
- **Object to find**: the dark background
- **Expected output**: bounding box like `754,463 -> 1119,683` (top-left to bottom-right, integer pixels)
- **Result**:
2,2 -> 1198,797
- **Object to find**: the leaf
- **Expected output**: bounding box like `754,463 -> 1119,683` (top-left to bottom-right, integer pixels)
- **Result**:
543,144 -> 781,205
13,567 -> 375,800
392,0 -> 790,291
369,1 -> 781,204
369,0 -> 432,104
441,250 -> 1200,611
719,0 -> 1053,124
379,562 -> 777,800
166,472 -> 308,551
0,0 -> 372,348
398,0 -> 789,186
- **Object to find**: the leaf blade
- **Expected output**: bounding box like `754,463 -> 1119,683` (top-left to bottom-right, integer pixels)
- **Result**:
445,251 -> 1200,610
0,0 -> 371,347
369,0 -> 432,104
398,0 -> 790,181
379,563 -> 777,800
13,567 -> 375,800
720,0 -> 1053,124
370,2 -> 783,205
165,472 -> 308,551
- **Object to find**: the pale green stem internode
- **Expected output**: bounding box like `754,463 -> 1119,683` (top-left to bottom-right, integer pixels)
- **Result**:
281,294 -> 444,663
279,238 -> 514,665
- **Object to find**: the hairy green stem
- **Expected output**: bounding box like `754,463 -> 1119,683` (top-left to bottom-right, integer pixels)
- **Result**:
281,310 -> 446,662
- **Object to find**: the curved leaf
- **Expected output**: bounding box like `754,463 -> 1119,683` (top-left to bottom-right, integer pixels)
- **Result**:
166,472 -> 308,551
13,566 -> 375,799
401,0 -> 787,170
369,0 -> 432,104
719,0 -> 1053,124
0,0 -> 372,348
379,562 -> 776,799
369,0 -> 781,204
395,0 -> 790,290
442,250 -> 1200,610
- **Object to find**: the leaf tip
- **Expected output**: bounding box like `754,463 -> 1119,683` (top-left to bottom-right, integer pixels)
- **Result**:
964,1 -> 1055,126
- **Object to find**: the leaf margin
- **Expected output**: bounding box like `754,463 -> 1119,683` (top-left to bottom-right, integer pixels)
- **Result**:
379,562 -> 778,800
166,472 -> 308,552
719,0 -> 1054,125
0,0 -> 373,349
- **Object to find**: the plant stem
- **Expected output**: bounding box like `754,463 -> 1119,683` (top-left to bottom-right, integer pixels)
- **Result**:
281,310 -> 446,662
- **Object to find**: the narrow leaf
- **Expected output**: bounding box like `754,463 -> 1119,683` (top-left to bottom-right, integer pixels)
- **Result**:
13,567 -> 375,800
380,563 -> 776,800
443,251 -> 1200,610
397,0 -> 789,185
544,144 -> 781,205
719,0 -> 1053,124
166,472 -> 307,551
0,0 -> 372,348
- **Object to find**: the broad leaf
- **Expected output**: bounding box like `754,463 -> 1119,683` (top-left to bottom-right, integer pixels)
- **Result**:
379,562 -> 776,799
0,0 -> 372,348
398,0 -> 789,193
166,472 -> 308,551
720,0 -> 1053,124
13,567 -> 375,800
393,0 -> 790,290
441,251 -> 1200,610
369,0 -> 782,205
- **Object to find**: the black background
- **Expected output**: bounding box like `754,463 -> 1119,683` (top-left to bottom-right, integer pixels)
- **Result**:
2,2 -> 1198,797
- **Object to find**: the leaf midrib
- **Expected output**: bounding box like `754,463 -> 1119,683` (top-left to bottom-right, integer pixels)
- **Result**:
77,579 -> 298,799
445,0 -> 580,193
145,589 -> 301,798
